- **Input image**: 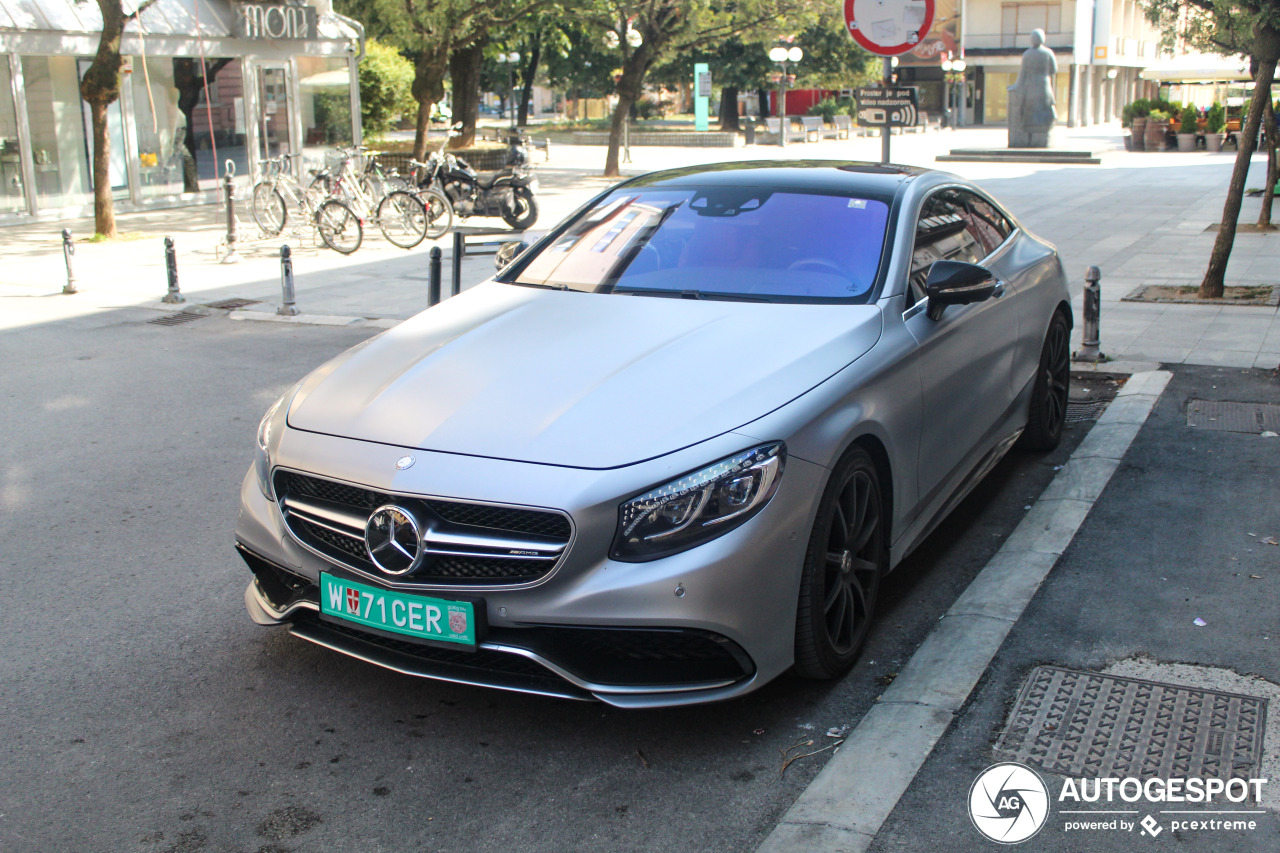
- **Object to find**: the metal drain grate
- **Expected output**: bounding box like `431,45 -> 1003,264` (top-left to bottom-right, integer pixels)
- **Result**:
1065,400 -> 1107,423
996,666 -> 1267,787
147,311 -> 207,326
1187,400 -> 1280,434
204,297 -> 260,310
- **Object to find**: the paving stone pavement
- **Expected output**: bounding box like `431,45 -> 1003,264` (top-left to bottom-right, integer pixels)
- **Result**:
3,123 -> 1279,370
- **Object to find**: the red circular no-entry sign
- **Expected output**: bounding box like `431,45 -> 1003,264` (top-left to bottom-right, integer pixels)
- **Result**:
843,0 -> 936,57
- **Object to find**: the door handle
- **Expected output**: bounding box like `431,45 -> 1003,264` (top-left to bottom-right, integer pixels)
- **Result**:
992,280 -> 1007,298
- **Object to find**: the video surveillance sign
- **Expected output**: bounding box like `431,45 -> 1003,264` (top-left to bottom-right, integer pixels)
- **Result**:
854,87 -> 920,128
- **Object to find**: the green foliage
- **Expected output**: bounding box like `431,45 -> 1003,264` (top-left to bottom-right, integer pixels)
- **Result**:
1180,106 -> 1200,133
358,39 -> 416,136
808,97 -> 838,121
1123,98 -> 1150,127
1148,108 -> 1170,122
1206,101 -> 1227,133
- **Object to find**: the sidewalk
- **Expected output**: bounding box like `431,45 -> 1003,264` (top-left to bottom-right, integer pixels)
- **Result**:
863,363 -> 1280,851
3,125 -> 1279,370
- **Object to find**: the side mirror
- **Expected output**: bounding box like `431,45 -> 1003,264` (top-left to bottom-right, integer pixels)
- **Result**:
924,260 -> 1002,320
495,240 -> 529,271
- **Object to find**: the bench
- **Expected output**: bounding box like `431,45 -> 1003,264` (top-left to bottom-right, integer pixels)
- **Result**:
832,115 -> 853,139
765,117 -> 808,144
800,116 -> 841,141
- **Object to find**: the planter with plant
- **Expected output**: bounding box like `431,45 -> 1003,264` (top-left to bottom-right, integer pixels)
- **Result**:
1205,102 -> 1226,151
1146,108 -> 1171,150
1126,99 -> 1150,150
1177,107 -> 1199,151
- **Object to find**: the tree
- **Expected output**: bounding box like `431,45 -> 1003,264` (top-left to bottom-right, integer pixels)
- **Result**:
1142,0 -> 1280,297
80,0 -> 158,238
337,0 -> 554,157
358,39 -> 417,138
589,0 -> 813,177
172,58 -> 230,194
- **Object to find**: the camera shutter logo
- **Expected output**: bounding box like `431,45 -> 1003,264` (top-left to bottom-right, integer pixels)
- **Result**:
968,762 -> 1050,844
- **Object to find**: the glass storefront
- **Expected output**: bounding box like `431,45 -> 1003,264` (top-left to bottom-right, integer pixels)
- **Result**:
297,56 -> 353,152
983,70 -> 1070,123
22,55 -> 92,210
0,57 -> 23,214
131,56 -> 249,197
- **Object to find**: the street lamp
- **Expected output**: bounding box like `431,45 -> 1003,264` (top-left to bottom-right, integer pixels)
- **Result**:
769,45 -> 802,146
941,56 -> 966,128
495,51 -> 521,127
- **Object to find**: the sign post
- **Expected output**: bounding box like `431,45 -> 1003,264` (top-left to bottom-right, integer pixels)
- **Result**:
694,63 -> 711,132
843,0 -> 934,164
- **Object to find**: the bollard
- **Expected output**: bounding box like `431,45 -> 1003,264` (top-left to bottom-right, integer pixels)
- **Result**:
428,246 -> 442,307
162,236 -> 185,303
1074,265 -> 1105,362
278,245 -> 299,316
221,159 -> 241,264
61,229 -> 77,294
744,120 -> 756,146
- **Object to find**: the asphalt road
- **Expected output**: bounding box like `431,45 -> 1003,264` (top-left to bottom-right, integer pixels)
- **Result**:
1,305 -> 1089,853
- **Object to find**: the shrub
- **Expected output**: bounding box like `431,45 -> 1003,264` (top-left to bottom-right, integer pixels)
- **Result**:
359,40 -> 416,138
1148,109 -> 1170,123
808,97 -> 839,122
1206,102 -> 1226,133
1180,107 -> 1199,134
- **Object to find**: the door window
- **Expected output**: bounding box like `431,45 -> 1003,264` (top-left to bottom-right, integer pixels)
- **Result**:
908,189 -> 1014,304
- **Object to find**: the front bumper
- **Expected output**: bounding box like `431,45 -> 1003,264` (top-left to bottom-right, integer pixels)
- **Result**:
236,429 -> 825,708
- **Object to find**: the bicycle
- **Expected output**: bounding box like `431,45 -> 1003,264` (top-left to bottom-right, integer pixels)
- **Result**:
326,147 -> 446,249
251,154 -> 363,254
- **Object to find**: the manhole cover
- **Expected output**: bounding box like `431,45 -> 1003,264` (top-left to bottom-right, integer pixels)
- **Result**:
147,311 -> 207,326
996,666 -> 1267,785
1065,400 -> 1107,423
1187,400 -> 1280,434
205,297 -> 260,310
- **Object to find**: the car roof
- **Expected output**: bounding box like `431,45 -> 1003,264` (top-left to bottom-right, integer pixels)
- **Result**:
619,160 -> 942,201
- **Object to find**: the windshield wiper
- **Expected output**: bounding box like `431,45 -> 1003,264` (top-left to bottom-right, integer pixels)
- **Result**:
615,287 -> 772,303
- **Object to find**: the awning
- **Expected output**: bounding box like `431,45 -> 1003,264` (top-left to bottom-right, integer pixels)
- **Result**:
1139,52 -> 1251,83
0,0 -> 357,41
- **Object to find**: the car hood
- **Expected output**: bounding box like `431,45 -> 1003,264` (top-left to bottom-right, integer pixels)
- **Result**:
288,282 -> 882,469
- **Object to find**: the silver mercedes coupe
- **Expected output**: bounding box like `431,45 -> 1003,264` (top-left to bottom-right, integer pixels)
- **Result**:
236,161 -> 1072,708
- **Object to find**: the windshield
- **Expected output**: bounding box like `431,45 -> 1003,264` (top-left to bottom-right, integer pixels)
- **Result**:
506,186 -> 891,302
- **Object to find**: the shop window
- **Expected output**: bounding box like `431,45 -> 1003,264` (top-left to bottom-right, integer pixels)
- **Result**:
1,57 -> 24,214
138,57 -> 249,195
296,57 -> 353,151
1000,3 -> 1062,47
21,55 -> 92,210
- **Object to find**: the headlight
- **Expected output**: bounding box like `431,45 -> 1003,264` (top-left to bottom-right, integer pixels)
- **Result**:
611,443 -> 785,562
253,391 -> 290,499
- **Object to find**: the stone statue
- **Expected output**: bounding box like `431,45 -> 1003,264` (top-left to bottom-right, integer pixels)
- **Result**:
1007,29 -> 1058,148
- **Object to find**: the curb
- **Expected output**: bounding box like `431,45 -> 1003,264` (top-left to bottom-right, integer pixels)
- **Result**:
755,369 -> 1173,853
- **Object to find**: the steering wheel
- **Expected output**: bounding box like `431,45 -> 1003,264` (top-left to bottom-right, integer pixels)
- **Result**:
786,257 -> 865,294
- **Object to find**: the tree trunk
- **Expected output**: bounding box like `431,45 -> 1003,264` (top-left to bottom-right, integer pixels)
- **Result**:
87,100 -> 116,238
411,49 -> 449,160
517,36 -> 541,127
413,99 -> 433,161
448,42 -> 485,149
173,58 -> 230,193
1202,54 -> 1277,298
80,0 -> 131,238
758,88 -> 771,119
718,86 -> 740,131
1259,96 -> 1277,229
604,90 -> 635,177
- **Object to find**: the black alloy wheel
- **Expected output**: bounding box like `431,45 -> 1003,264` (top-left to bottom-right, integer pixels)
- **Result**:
794,446 -> 886,679
1019,311 -> 1070,451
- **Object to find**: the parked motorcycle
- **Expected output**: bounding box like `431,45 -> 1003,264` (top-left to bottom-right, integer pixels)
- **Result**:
412,128 -> 539,231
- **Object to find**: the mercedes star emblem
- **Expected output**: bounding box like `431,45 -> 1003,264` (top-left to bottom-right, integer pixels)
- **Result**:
364,505 -> 424,575
395,455 -> 415,470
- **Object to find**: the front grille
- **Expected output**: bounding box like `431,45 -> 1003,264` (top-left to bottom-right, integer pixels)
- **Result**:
273,470 -> 572,586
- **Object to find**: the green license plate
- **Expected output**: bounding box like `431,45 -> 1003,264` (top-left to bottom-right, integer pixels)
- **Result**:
320,573 -> 478,647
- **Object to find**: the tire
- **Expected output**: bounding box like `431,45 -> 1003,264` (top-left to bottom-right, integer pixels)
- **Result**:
315,199 -> 363,255
793,446 -> 886,679
1019,311 -> 1071,451
501,186 -> 538,230
252,182 -> 286,237
419,189 -> 454,239
376,190 -> 428,249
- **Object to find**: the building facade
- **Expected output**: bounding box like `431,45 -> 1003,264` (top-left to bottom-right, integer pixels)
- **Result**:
0,0 -> 363,223
896,0 -> 1166,127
